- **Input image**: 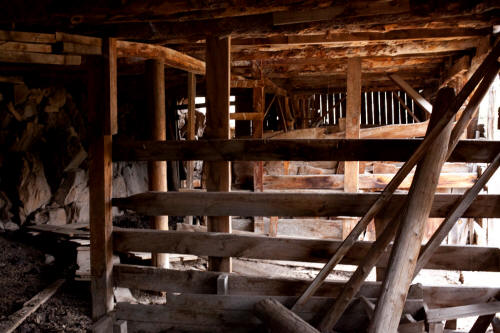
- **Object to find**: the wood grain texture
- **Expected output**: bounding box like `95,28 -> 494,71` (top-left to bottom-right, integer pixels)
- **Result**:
426,302 -> 500,323
112,229 -> 500,272
113,138 -> 500,163
205,35 -> 231,272
345,57 -> 361,193
254,298 -> 319,333
112,192 -> 500,218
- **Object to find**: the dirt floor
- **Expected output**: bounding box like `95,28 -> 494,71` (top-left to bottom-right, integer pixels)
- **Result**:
0,234 -> 92,332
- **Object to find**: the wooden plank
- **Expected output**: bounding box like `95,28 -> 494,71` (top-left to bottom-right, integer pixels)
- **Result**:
55,32 -> 101,46
113,138 -> 500,163
427,302 -> 500,323
115,293 -> 420,332
113,264 -> 499,308
112,229 -> 500,272
116,40 -> 205,74
262,173 -> 475,190
103,38 -> 118,135
254,298 -> 319,333
0,279 -> 64,333
368,88 -> 456,333
112,192 -> 500,219
205,35 -> 231,272
390,74 -> 433,114
0,50 -> 81,65
0,41 -> 52,53
345,57 -> 361,193
0,30 -> 55,43
230,112 -> 264,121
469,314 -> 495,333
145,59 -> 168,269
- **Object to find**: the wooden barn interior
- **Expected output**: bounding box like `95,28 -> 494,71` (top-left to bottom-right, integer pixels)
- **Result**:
0,1 -> 500,332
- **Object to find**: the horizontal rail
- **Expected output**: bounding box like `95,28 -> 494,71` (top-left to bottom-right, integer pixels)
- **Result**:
112,139 -> 500,162
113,229 -> 500,272
114,264 -> 500,308
112,192 -> 500,218
115,294 -> 421,332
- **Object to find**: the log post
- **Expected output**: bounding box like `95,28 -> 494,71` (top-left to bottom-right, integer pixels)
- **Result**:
186,72 -> 196,189
205,35 -> 231,272
89,38 -> 116,322
254,298 -> 319,333
368,88 -> 456,333
344,57 -> 362,237
145,59 -> 169,268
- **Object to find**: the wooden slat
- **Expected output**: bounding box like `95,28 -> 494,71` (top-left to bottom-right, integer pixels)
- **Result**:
0,41 -> 52,53
116,40 -> 205,74
230,112 -> 264,121
427,302 -> 500,323
114,264 -> 499,309
112,139 -> 500,163
345,57 -> 361,193
113,229 -> 500,272
262,173 -> 475,190
115,293 -> 420,333
112,192 -> 500,218
0,279 -> 64,333
390,74 -> 433,114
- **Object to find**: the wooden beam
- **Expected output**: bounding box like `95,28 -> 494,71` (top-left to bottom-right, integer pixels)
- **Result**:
145,59 -> 168,268
427,302 -> 500,323
116,40 -> 205,74
345,57 -> 361,193
113,138 -> 500,163
230,112 -> 264,121
0,279 -> 64,333
0,29 -> 56,43
205,35 -> 231,272
390,74 -> 433,114
263,173 -> 475,190
368,88 -> 455,333
88,38 -> 116,320
112,229 -> 500,272
254,298 -> 319,333
0,50 -> 81,65
112,192 -> 500,219
414,152 -> 500,275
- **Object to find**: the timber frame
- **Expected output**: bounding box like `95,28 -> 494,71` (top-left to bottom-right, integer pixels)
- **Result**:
1,1 -> 500,332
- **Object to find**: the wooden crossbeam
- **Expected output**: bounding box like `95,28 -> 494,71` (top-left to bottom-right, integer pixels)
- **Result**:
390,74 -> 433,114
112,229 -> 500,272
112,139 -> 500,163
427,302 -> 500,323
112,192 -> 500,218
116,40 -> 205,74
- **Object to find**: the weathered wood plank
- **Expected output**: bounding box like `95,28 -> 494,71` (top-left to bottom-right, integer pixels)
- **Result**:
0,50 -> 81,65
0,30 -> 56,43
390,74 -> 433,114
112,192 -> 500,218
427,302 -> 500,323
112,229 -> 500,272
345,57 -> 361,193
113,139 -> 500,163
116,40 -> 205,74
0,279 -> 64,333
262,173 -> 475,190
254,298 -> 319,333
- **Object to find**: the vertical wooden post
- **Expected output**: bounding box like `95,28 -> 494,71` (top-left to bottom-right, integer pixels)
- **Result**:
369,88 -> 456,333
145,59 -> 169,268
252,86 -> 266,234
187,73 -> 196,188
89,38 -> 116,323
205,35 -> 231,272
344,58 -> 361,237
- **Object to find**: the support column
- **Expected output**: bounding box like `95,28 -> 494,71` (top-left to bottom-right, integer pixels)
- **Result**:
252,86 -> 266,234
344,58 -> 361,237
205,35 -> 231,272
89,38 -> 116,323
369,88 -> 456,333
186,72 -> 196,189
145,59 -> 169,268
